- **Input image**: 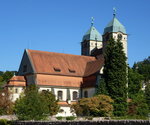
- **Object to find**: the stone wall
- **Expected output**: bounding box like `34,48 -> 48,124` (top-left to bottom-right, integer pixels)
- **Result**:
13,120 -> 150,125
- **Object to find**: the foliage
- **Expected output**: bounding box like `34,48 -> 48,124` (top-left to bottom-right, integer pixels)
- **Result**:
72,94 -> 113,117
0,119 -> 12,125
128,68 -> 143,98
128,91 -> 149,117
66,116 -> 76,120
0,71 -> 3,76
103,38 -> 127,116
2,71 -> 14,82
14,85 -> 49,120
40,90 -> 59,116
96,78 -> 108,95
0,71 -> 16,89
0,89 -> 13,115
133,56 -> 150,82
56,116 -> 63,120
145,83 -> 150,111
0,76 -> 3,82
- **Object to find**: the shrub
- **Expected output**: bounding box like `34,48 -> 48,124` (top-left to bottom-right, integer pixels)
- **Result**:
71,94 -> 114,117
0,119 -> 12,125
66,116 -> 76,120
56,116 -> 63,120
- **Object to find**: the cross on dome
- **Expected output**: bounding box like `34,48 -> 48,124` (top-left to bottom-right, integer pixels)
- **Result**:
91,17 -> 94,26
113,7 -> 116,17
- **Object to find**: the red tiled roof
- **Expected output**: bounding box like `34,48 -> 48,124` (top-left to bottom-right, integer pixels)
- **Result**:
27,49 -> 104,77
7,76 -> 26,87
58,101 -> 78,106
84,58 -> 104,77
10,76 -> 25,81
58,101 -> 68,106
37,74 -> 82,87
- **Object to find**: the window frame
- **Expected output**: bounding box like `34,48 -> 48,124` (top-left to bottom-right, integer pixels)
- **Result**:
57,90 -> 63,100
84,91 -> 88,98
72,91 -> 78,100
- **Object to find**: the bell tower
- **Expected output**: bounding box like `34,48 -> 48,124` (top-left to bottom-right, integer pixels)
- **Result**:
103,9 -> 128,57
81,17 -> 103,56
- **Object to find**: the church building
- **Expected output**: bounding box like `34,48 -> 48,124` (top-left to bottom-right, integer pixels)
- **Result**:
6,12 -> 127,116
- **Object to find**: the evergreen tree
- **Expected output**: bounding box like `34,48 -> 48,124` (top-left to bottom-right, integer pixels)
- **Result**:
128,68 -> 143,99
103,38 -> 127,116
96,78 -> 108,95
145,83 -> 150,111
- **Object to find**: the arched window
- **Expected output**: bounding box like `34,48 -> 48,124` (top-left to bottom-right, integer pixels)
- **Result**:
84,91 -> 88,98
73,91 -> 78,100
58,91 -> 63,100
15,88 -> 18,93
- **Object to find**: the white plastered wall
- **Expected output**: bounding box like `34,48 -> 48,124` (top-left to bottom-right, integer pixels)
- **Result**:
54,88 -> 67,101
56,106 -> 76,117
39,87 -> 51,92
89,40 -> 103,55
112,32 -> 128,58
82,87 -> 96,98
37,86 -> 80,101
69,89 -> 79,101
8,86 -> 24,102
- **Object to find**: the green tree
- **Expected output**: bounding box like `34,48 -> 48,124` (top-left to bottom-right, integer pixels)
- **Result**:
128,91 -> 149,117
103,38 -> 127,116
96,78 -> 107,95
0,76 -> 3,82
128,68 -> 143,98
40,90 -> 59,116
145,83 -> 150,111
2,71 -> 13,82
133,56 -> 150,82
0,71 -> 3,76
72,95 -> 114,117
14,85 -> 49,120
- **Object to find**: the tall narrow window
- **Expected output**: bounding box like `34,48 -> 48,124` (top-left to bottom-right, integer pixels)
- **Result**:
73,91 -> 78,100
15,88 -> 18,93
58,91 -> 63,100
84,91 -> 88,98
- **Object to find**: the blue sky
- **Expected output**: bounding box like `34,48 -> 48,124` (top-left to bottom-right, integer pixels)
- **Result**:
0,0 -> 150,71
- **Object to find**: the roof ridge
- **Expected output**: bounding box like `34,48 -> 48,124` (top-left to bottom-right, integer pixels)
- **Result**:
27,49 -> 96,59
